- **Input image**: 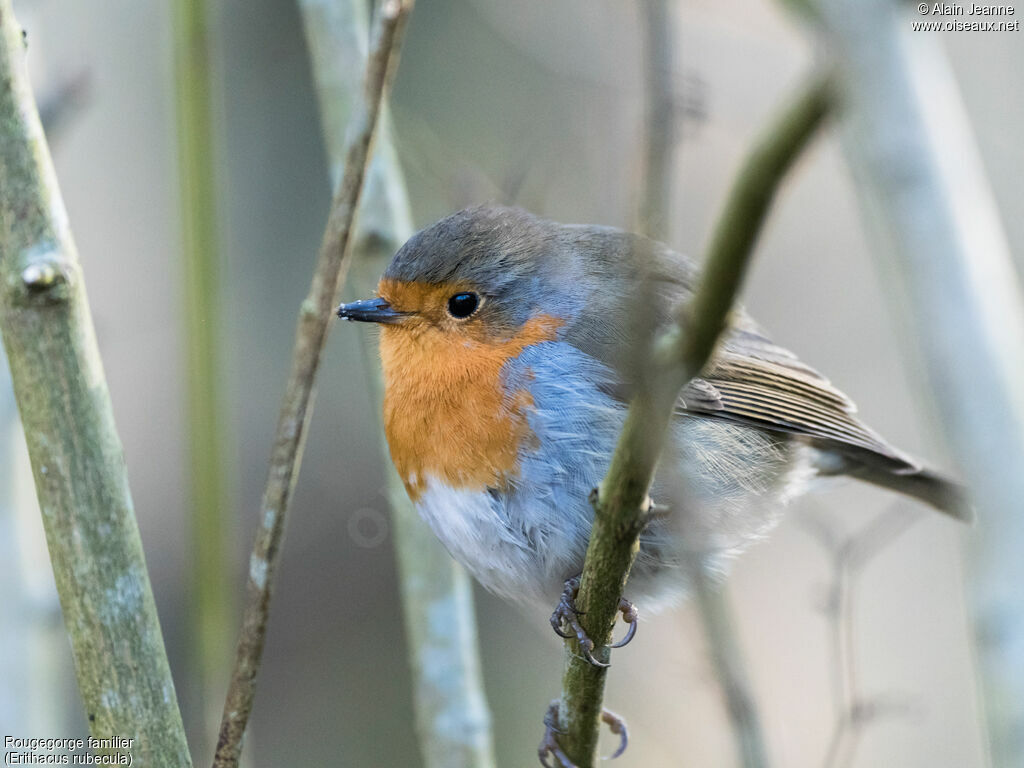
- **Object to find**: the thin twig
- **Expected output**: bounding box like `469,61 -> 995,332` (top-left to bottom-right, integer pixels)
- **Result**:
636,4 -> 771,764
690,565 -> 771,768
298,0 -> 496,765
211,3 -> 414,766
0,2 -> 192,764
554,70 -> 836,766
799,505 -> 920,768
636,0 -> 676,241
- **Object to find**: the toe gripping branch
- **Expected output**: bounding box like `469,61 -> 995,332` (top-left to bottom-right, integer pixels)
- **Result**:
538,701 -> 628,768
549,576 -> 639,667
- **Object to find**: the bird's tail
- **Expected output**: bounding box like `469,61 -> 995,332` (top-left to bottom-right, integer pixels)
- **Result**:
854,465 -> 974,522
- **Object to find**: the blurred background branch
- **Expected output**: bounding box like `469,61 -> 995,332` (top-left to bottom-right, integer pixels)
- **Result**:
636,0 -> 676,242
820,0 -> 1024,763
172,0 -> 235,750
212,2 -> 414,765
298,1 -> 496,766
799,505 -> 922,768
554,69 -> 835,767
635,4 -> 771,765
0,1 -> 192,764
688,565 -> 770,768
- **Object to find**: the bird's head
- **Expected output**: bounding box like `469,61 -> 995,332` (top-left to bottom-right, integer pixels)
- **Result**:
337,204 -> 567,344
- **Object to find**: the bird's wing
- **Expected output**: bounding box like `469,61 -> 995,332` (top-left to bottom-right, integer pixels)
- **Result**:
556,228 -> 916,474
678,324 -> 918,473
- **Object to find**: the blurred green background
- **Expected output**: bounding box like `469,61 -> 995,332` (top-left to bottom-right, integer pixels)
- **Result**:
4,0 -> 1022,765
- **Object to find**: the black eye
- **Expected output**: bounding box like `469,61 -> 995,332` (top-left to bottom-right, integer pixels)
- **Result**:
447,292 -> 479,319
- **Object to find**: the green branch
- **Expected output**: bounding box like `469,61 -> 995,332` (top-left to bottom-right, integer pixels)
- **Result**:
0,2 -> 192,765
211,3 -> 415,766
298,1 -> 496,765
172,0 -> 234,735
555,70 -> 836,767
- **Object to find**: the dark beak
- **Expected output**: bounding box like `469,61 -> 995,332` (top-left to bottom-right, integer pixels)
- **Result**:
336,297 -> 408,324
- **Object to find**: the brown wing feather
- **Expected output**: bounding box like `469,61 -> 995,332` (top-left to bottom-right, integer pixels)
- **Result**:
679,332 -> 919,473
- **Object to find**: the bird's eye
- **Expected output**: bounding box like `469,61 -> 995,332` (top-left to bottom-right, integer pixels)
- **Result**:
447,292 -> 480,319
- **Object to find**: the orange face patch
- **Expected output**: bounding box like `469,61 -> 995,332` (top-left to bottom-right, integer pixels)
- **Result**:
376,278 -> 562,501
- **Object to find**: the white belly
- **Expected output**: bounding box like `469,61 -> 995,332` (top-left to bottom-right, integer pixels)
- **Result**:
413,477 -> 584,604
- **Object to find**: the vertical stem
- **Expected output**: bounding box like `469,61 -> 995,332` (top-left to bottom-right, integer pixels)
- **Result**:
0,3 -> 192,765
212,4 -> 414,764
172,0 -> 233,731
822,1 -> 1024,763
298,2 -> 497,764
637,0 -> 676,241
636,5 -> 771,764
351,142 -> 496,767
690,565 -> 770,768
353,204 -> 496,767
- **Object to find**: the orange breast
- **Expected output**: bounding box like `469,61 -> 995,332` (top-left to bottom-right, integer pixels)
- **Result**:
380,314 -> 562,501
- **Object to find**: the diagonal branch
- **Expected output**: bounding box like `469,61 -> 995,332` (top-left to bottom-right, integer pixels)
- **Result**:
554,69 -> 836,767
0,2 -> 192,765
211,3 -> 414,766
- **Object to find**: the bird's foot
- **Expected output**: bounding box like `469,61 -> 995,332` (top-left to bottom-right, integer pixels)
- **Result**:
538,702 -> 573,768
549,576 -> 639,667
549,577 -> 606,667
537,700 -> 629,767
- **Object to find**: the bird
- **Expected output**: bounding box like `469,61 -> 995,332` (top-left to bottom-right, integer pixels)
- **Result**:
336,203 -> 970,652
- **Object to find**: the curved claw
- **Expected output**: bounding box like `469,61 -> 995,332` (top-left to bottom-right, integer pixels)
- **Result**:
608,620 -> 637,649
578,638 -> 609,668
609,598 -> 639,649
551,578 -> 606,664
551,577 -> 637,667
550,613 -> 574,639
601,709 -> 629,759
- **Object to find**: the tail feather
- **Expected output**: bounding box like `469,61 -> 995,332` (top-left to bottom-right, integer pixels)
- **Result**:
853,464 -> 974,522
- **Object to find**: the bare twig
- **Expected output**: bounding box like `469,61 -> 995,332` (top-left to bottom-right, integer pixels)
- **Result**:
799,506 -> 921,768
690,565 -> 771,768
821,0 -> 1024,762
211,3 -> 414,766
636,5 -> 771,764
298,1 -> 496,765
0,3 -> 191,764
554,70 -> 836,766
636,0 -> 676,241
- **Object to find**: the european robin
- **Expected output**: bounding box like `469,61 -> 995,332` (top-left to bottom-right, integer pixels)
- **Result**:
337,204 -> 969,654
